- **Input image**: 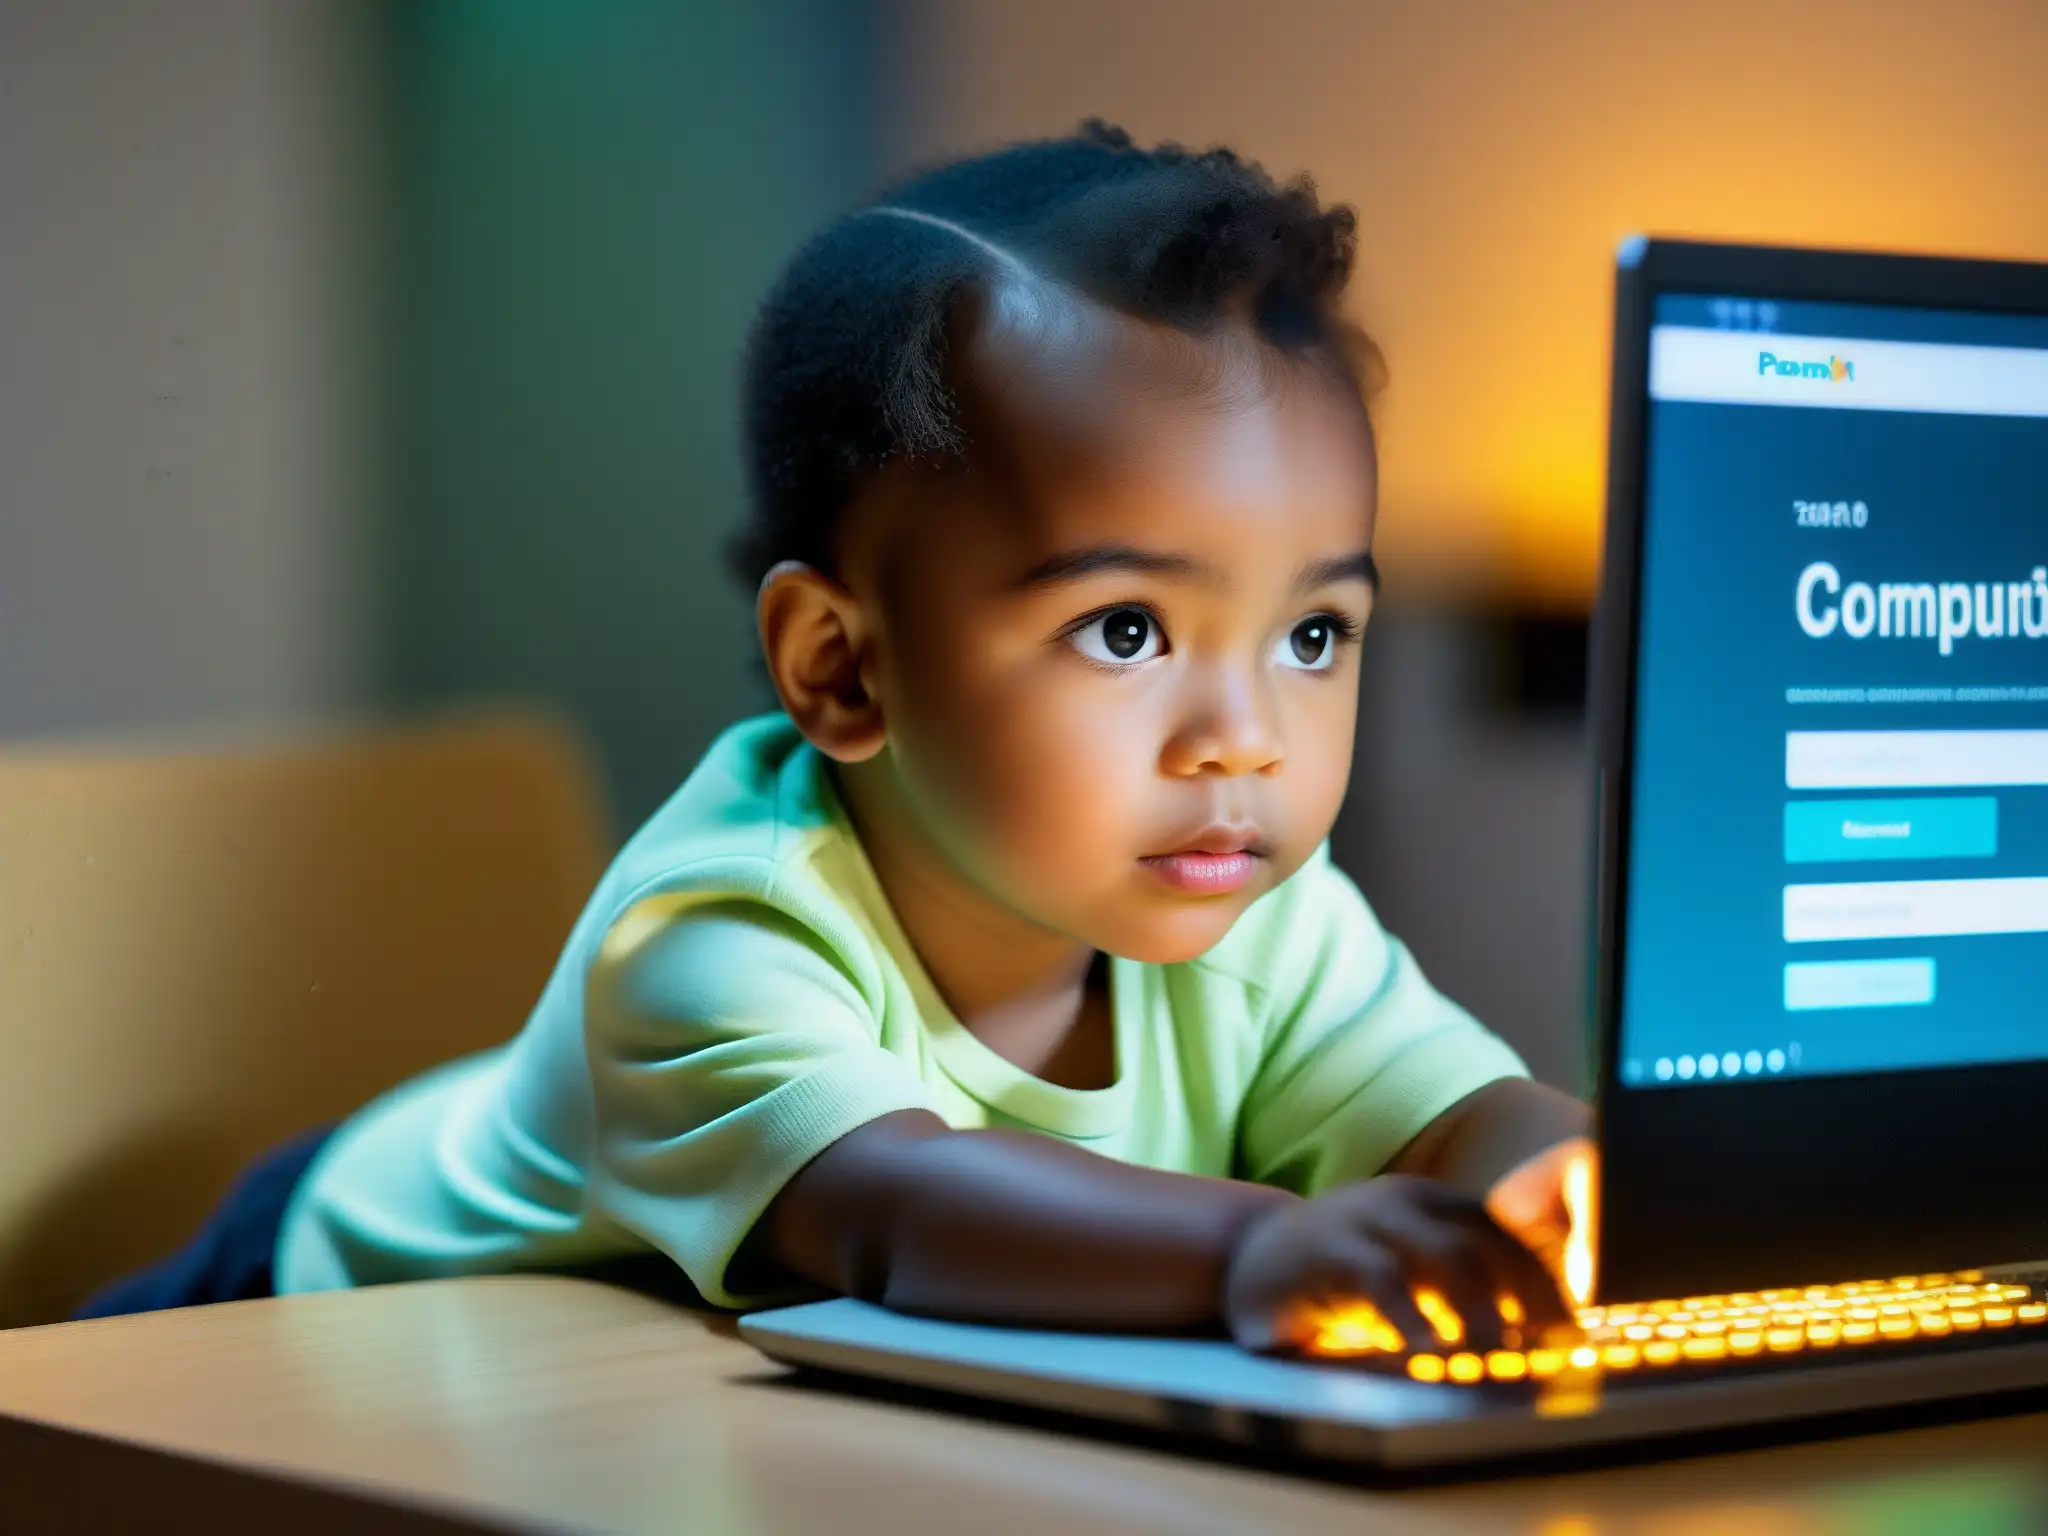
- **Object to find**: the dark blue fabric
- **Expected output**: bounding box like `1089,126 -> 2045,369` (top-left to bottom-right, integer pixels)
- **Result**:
74,1124 -> 337,1319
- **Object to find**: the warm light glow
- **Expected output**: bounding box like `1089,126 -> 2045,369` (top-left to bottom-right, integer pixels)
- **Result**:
1318,1273 -> 2046,1384
1306,1284 -> 1521,1359
1303,1299 -> 1406,1356
1561,1147 -> 1597,1309
1413,1286 -> 1466,1347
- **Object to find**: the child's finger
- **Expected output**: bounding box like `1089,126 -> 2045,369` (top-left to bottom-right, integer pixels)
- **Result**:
1448,1206 -> 1579,1333
1263,1239 -> 1437,1355
1409,1180 -> 1574,1315
1388,1240 -> 1511,1352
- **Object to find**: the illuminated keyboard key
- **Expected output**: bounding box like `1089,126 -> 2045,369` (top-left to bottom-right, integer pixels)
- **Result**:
1447,1353 -> 1484,1384
1486,1351 -> 1528,1381
1407,1354 -> 1446,1383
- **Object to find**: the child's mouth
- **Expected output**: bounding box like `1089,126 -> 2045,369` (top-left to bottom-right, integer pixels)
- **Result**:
1139,850 -> 1261,894
1139,825 -> 1268,895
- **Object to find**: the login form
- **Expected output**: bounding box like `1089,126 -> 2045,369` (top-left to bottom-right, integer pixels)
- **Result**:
1620,294 -> 2048,1087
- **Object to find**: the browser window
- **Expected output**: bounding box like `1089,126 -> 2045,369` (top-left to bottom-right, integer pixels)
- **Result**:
1621,294 -> 2048,1086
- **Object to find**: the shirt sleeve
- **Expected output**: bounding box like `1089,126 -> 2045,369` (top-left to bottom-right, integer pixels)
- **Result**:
582,892 -> 941,1307
1234,849 -> 1529,1197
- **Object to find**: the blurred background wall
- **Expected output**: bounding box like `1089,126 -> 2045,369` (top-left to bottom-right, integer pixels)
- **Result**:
0,0 -> 379,739
7,0 -> 2048,1089
375,0 -> 877,823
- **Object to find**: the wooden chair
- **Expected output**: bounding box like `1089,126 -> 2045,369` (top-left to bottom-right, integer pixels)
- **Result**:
0,710 -> 611,1326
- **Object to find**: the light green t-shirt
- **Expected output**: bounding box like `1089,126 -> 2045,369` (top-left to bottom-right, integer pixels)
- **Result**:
276,713 -> 1527,1306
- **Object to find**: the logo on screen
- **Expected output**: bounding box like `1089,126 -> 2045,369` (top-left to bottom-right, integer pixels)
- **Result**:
1758,349 -> 1854,382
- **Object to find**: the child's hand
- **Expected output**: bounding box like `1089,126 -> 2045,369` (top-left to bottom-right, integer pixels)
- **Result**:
1223,1174 -> 1576,1357
1483,1135 -> 1598,1308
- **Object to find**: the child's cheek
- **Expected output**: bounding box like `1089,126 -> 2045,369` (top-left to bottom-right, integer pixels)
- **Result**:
881,676 -> 1128,901
966,688 -> 1156,872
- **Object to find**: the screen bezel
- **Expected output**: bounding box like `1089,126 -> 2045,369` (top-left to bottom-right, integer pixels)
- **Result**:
1592,238 -> 2048,1301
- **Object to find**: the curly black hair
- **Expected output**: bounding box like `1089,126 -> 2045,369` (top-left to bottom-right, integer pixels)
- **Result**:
729,120 -> 1379,591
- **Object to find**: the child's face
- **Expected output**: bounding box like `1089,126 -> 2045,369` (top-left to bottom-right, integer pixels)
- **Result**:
834,304 -> 1378,966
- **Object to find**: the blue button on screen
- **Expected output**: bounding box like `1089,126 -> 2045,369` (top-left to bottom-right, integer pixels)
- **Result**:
1784,797 -> 1997,864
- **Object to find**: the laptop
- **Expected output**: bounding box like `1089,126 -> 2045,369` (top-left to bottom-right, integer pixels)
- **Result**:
742,238 -> 2048,1470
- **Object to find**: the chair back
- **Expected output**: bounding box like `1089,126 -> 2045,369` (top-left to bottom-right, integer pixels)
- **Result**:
0,711 -> 610,1325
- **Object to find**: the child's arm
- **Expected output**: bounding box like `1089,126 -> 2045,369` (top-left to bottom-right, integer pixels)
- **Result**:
1383,1077 -> 1590,1197
758,1109 -> 1291,1330
752,1106 -> 1576,1352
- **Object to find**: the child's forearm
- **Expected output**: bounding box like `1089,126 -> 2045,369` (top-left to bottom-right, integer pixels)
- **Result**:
1387,1078 -> 1590,1197
758,1109 -> 1298,1331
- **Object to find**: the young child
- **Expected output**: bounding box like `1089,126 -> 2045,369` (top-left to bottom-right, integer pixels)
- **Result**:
85,123 -> 1591,1357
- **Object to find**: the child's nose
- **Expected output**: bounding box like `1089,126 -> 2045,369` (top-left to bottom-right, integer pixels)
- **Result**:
1161,671 -> 1284,778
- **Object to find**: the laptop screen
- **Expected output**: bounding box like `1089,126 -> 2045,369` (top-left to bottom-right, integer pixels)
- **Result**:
1619,294 -> 2048,1090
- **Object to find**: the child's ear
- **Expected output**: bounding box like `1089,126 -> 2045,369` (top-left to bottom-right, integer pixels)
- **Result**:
756,561 -> 887,763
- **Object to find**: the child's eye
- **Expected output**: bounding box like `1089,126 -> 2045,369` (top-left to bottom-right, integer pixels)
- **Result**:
1070,607 -> 1166,666
1273,614 -> 1352,672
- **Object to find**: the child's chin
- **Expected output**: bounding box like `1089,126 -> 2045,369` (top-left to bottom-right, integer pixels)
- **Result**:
1108,905 -> 1247,967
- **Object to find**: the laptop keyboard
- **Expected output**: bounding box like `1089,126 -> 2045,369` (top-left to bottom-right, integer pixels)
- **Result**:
1304,1273 -> 2048,1384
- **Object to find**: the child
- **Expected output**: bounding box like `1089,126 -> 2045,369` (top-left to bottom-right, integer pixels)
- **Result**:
85,123 -> 1590,1357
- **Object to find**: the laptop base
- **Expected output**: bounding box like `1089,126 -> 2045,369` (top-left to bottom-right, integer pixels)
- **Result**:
740,1298 -> 2048,1471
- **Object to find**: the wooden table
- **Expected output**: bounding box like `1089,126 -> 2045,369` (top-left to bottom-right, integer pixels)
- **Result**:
1,1276 -> 2045,1534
